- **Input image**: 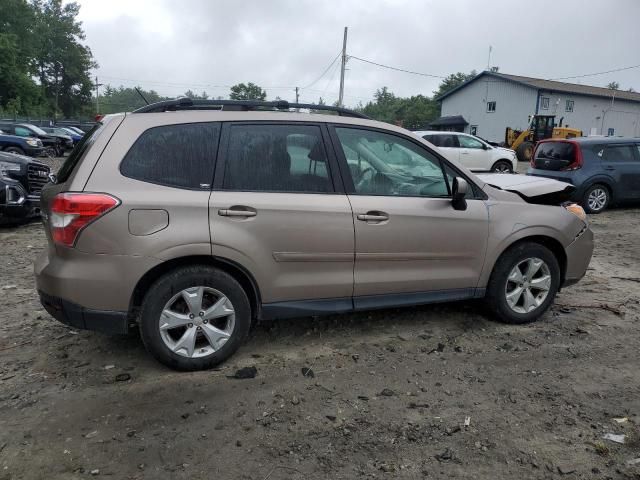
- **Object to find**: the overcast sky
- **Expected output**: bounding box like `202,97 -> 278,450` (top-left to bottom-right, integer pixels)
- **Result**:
76,0 -> 640,106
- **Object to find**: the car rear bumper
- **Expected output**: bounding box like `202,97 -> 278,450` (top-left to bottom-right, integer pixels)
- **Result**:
39,290 -> 129,334
34,247 -> 161,312
562,224 -> 594,288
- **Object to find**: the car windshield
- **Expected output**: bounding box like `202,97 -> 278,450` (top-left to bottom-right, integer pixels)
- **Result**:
24,124 -> 48,136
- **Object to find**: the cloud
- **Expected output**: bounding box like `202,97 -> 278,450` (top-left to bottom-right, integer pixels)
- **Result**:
76,0 -> 640,106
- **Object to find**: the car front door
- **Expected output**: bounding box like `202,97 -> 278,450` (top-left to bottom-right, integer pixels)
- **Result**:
457,134 -> 489,170
600,144 -> 640,200
330,125 -> 489,308
210,122 -> 355,312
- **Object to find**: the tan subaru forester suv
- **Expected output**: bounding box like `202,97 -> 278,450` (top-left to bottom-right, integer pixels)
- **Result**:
35,99 -> 593,370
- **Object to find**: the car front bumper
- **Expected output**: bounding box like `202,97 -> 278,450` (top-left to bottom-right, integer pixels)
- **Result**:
0,181 -> 42,224
562,224 -> 594,288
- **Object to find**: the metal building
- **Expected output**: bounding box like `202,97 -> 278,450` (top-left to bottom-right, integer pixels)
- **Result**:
435,71 -> 640,143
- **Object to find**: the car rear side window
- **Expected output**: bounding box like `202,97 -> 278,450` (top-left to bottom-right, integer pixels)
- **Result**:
121,122 -> 220,189
56,122 -> 105,183
222,124 -> 333,193
601,145 -> 637,162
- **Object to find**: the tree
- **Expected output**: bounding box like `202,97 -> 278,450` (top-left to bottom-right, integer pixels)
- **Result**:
0,0 -> 41,112
32,0 -> 96,118
433,71 -> 477,99
98,85 -> 170,114
184,90 -> 209,100
229,82 -> 266,100
607,81 -> 620,90
359,87 -> 438,129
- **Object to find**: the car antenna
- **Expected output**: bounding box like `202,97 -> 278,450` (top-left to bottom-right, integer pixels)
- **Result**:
135,87 -> 150,105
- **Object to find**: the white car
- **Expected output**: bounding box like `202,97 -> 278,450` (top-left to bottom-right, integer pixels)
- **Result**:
413,131 -> 517,173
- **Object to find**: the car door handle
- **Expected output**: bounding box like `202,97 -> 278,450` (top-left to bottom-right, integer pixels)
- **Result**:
460,151 -> 469,155
357,212 -> 389,222
218,208 -> 257,217
604,166 -> 616,171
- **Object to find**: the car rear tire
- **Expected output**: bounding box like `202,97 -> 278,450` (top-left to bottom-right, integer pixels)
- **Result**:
3,146 -> 25,155
582,184 -> 610,214
485,242 -> 560,324
490,160 -> 513,173
139,266 -> 252,371
516,142 -> 534,162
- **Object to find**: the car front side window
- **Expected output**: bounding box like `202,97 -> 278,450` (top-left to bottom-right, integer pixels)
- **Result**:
458,135 -> 484,149
335,127 -> 449,198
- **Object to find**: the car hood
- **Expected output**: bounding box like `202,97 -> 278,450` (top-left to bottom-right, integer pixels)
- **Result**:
477,173 -> 575,205
0,150 -> 46,167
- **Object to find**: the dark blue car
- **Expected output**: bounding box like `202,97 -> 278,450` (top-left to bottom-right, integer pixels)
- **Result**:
527,137 -> 640,213
0,129 -> 45,157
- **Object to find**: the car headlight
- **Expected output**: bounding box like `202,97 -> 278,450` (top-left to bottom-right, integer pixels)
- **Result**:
26,138 -> 39,147
0,160 -> 21,177
563,203 -> 587,222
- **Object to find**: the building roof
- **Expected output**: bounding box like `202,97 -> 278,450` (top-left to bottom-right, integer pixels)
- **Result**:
428,115 -> 468,127
437,71 -> 640,104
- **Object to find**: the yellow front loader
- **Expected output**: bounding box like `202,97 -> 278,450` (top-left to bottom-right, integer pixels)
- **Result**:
505,115 -> 582,162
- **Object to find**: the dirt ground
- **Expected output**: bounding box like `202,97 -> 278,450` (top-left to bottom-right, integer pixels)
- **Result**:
1,161 -> 639,479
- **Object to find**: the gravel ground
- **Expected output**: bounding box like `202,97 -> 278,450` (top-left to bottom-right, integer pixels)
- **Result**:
0,160 -> 639,479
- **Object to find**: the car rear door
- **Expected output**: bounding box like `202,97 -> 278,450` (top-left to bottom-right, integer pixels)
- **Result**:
600,143 -> 640,200
329,125 -> 489,307
209,122 -> 354,310
424,134 -> 460,163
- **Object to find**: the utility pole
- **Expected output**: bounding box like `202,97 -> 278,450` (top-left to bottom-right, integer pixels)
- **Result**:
295,86 -> 299,103
338,27 -> 348,107
94,76 -> 104,115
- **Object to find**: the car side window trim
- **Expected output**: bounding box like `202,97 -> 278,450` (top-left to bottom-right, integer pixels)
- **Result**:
327,124 -> 487,200
212,121 -> 343,194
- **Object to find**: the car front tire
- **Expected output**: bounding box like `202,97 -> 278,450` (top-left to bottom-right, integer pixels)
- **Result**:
485,242 -> 560,324
490,160 -> 513,173
3,147 -> 25,155
139,266 -> 252,371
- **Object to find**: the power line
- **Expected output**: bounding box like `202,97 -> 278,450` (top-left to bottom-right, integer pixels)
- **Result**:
349,55 -> 446,79
549,63 -> 640,81
300,50 -> 342,90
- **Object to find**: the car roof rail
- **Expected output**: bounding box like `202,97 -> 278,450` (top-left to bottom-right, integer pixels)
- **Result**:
132,98 -> 370,119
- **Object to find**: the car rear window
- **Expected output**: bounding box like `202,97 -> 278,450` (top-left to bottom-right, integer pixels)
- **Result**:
120,122 -> 220,189
533,141 -> 575,170
56,122 -> 104,183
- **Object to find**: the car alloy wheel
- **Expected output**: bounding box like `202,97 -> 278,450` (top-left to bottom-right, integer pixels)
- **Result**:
587,187 -> 608,212
492,161 -> 512,173
504,257 -> 551,314
158,286 -> 235,358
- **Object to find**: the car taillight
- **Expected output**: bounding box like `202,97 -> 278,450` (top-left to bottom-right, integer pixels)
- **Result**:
563,142 -> 583,171
50,193 -> 119,247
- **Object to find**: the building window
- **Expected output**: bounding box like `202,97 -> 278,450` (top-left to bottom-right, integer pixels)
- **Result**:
486,101 -> 496,113
470,125 -> 478,135
540,97 -> 550,110
565,100 -> 574,112
607,128 -> 615,136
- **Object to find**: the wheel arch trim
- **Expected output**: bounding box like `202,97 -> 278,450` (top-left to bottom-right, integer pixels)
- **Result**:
129,255 -> 262,320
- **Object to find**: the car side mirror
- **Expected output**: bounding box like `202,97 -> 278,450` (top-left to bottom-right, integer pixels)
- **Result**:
482,143 -> 488,150
452,177 -> 468,211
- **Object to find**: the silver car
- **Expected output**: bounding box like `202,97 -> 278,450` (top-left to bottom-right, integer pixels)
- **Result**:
35,99 -> 593,370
